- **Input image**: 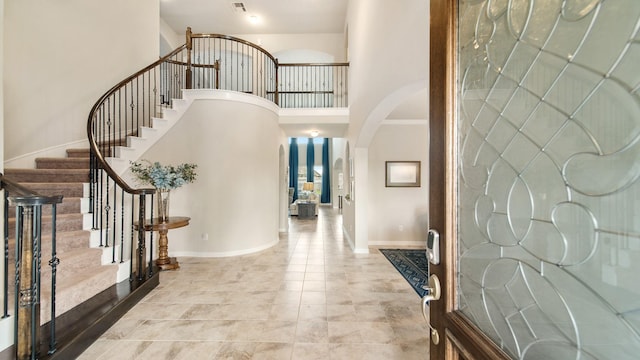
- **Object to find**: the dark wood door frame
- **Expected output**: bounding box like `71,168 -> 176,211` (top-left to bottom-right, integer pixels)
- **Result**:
428,1 -> 511,358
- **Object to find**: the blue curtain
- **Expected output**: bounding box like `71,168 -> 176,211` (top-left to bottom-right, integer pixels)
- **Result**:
289,138 -> 299,202
306,138 -> 315,182
321,138 -> 331,203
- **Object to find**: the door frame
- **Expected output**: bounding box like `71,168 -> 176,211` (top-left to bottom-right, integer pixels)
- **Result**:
428,0 -> 510,358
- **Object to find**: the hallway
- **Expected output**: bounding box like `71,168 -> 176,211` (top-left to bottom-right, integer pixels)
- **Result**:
78,207 -> 429,359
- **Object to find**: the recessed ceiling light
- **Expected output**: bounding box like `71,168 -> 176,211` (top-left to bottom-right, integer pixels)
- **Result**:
248,14 -> 260,24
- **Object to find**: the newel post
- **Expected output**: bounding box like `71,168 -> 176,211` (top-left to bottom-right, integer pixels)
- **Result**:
15,205 -> 41,360
136,195 -> 147,281
274,58 -> 279,106
185,27 -> 193,89
214,60 -> 220,89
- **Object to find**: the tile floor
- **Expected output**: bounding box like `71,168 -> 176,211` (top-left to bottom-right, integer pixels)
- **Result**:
79,207 -> 430,359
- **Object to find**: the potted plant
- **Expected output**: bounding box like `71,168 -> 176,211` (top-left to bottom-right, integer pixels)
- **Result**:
130,160 -> 198,222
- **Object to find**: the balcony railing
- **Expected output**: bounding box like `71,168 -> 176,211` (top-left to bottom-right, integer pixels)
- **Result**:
158,27 -> 349,108
276,63 -> 349,108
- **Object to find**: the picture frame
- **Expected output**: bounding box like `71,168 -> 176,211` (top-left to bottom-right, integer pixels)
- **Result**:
385,161 -> 421,187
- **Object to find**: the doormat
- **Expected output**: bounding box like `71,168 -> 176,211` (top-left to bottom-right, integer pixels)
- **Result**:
379,249 -> 429,297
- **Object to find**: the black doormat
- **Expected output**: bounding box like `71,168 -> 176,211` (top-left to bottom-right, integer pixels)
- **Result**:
379,249 -> 429,297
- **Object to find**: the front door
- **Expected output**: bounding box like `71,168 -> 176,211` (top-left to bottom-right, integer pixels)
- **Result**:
429,0 -> 640,359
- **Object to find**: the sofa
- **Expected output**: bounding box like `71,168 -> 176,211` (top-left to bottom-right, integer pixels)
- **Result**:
290,191 -> 319,216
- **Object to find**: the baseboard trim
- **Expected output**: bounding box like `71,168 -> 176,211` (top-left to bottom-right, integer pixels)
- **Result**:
4,138 -> 90,169
368,241 -> 425,248
343,225 -> 355,251
173,238 -> 279,258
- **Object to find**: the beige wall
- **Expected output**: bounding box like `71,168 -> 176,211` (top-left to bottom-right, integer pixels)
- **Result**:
345,0 -> 428,144
342,0 -> 429,251
160,17 -> 183,52
0,0 -> 9,351
4,0 -> 159,165
235,33 -> 346,62
135,97 -> 284,256
368,123 -> 429,246
158,24 -> 346,63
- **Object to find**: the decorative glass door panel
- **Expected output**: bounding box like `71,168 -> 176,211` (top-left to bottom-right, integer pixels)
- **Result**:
456,0 -> 640,358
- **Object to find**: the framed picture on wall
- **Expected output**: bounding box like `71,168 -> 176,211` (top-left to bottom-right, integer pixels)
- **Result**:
385,161 -> 421,187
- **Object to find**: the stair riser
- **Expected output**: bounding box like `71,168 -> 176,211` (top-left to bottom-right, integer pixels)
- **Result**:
66,149 -> 91,158
36,158 -> 90,169
18,183 -> 85,198
3,170 -> 89,183
7,198 -> 81,217
6,251 -> 104,278
7,231 -> 92,259
7,215 -> 84,238
5,263 -> 118,324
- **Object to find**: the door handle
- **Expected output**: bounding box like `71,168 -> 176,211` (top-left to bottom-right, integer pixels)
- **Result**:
421,274 -> 441,345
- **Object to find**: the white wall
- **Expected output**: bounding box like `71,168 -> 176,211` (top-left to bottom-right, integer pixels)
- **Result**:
4,0 -> 159,165
368,124 -> 429,247
160,18 -> 183,54
342,0 -> 429,251
234,33 -> 346,62
345,0 -> 428,143
0,0 -> 10,352
135,97 -> 282,256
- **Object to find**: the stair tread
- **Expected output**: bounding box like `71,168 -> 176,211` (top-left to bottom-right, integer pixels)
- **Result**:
66,148 -> 90,154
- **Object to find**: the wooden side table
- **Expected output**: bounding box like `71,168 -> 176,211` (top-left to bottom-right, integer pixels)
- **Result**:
134,216 -> 190,271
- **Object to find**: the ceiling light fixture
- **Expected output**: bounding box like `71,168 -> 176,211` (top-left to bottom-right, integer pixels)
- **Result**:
310,130 -> 319,137
248,14 -> 260,24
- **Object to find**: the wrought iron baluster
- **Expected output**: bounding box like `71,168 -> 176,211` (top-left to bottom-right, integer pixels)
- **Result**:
47,203 -> 59,355
2,189 -> 9,319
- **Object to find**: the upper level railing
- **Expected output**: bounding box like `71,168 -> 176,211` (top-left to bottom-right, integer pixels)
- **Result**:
161,27 -> 349,107
183,29 -> 278,101
86,28 -> 349,294
276,63 -> 349,108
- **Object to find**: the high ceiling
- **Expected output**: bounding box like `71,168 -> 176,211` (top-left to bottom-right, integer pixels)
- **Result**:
160,0 -> 348,35
160,0 -> 427,137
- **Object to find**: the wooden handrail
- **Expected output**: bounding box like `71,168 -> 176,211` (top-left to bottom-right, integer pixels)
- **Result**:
188,29 -> 279,65
86,46 -> 186,196
279,62 -> 350,67
1,174 -> 63,205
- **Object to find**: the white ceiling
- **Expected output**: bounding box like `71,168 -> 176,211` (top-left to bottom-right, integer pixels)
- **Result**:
160,0 -> 348,35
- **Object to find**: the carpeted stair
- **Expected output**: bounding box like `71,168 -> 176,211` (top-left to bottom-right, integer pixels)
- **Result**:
4,148 -> 118,324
